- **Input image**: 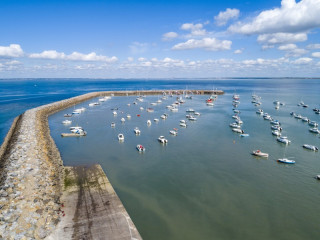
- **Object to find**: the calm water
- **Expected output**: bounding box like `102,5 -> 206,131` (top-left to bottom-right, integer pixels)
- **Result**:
1,78 -> 320,239
48,79 -> 320,240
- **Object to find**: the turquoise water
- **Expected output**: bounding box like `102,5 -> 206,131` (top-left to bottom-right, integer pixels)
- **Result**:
48,80 -> 320,240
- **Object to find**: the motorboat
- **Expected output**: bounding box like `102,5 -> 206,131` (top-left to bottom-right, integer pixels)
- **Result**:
169,130 -> 178,136
240,134 -> 249,137
233,100 -> 240,104
273,100 -> 280,105
275,105 -> 279,110
70,126 -> 82,131
235,119 -> 243,124
302,104 -> 309,108
136,145 -> 145,152
139,107 -> 144,111
232,115 -> 239,119
263,115 -> 272,120
150,102 -> 157,106
127,114 -> 131,119
99,98 -> 106,102
111,122 -> 115,127
301,117 -> 309,122
256,109 -> 263,115
186,114 -> 192,119
207,102 -> 214,106
147,108 -> 154,112
277,158 -> 295,164
194,112 -> 201,116
157,99 -> 162,103
270,120 -> 280,126
62,120 -> 72,124
166,105 -> 173,109
180,120 -> 186,124
233,109 -> 240,113
160,114 -> 167,119
309,128 -> 320,134
255,102 -> 261,106
233,94 -> 240,100
232,128 -> 244,133
121,118 -> 126,123
272,130 -> 281,136
118,134 -> 124,141
294,114 -> 302,119
309,121 -> 318,127
302,144 -> 318,151
154,118 -> 159,122
171,107 -> 179,112
271,125 -> 282,131
316,175 -> 320,180
252,150 -> 269,158
189,116 -> 197,121
158,136 -> 168,144
147,120 -> 152,125
277,136 -> 291,144
229,123 -> 241,128
64,114 -> 72,117
180,122 -> 187,127
313,108 -> 320,112
113,111 -> 117,116
186,108 -> 195,113
134,127 -> 141,135
315,110 -> 320,115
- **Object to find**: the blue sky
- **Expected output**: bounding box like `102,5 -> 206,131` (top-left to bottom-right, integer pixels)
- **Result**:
0,0 -> 320,78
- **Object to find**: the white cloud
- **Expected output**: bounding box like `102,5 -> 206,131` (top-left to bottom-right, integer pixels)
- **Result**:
258,33 -> 307,44
311,52 -> 320,58
172,38 -> 232,51
307,44 -> 320,49
214,8 -> 240,26
29,50 -> 117,62
162,32 -> 178,41
278,44 -> 297,51
229,0 -> 320,35
234,49 -> 242,54
292,57 -> 313,64
129,42 -> 149,54
127,57 -> 134,62
0,44 -> 24,58
138,57 -> 146,62
262,45 -> 275,50
181,23 -> 207,36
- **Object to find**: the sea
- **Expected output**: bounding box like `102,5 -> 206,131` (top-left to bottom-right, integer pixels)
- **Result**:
1,78 -> 320,239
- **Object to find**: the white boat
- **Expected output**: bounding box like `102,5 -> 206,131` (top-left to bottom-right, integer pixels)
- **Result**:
89,103 -> 95,107
158,136 -> 168,144
273,100 -> 280,105
252,150 -> 269,157
301,117 -> 309,122
256,109 -> 263,115
240,134 -> 249,137
157,99 -> 162,103
207,102 -> 214,106
169,130 -> 178,136
99,98 -> 106,102
62,120 -> 72,124
154,118 -> 159,122
111,122 -> 115,127
229,123 -> 241,128
272,130 -> 281,136
277,158 -> 295,164
270,120 -> 280,126
120,118 -> 125,123
147,120 -> 152,125
309,128 -> 320,134
233,94 -> 240,100
316,175 -> 320,180
275,106 -> 279,110
134,127 -> 141,135
127,114 -> 131,119
302,144 -> 318,151
263,115 -> 272,120
271,125 -> 282,131
232,128 -> 244,133
147,108 -> 154,112
294,114 -> 302,119
70,126 -> 82,131
189,117 -> 197,121
180,120 -> 186,124
277,136 -> 291,144
194,112 -> 201,116
180,122 -> 187,127
113,111 -> 117,116
186,108 -> 195,113
160,114 -> 167,119
235,119 -> 243,124
309,121 -> 318,127
136,144 -> 145,152
118,134 -> 124,141
139,107 -> 144,110
70,128 -> 84,133
171,107 -> 179,112
233,109 -> 240,113
166,105 -> 173,109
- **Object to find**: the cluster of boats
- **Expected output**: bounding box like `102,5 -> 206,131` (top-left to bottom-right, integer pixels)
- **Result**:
205,94 -> 218,106
290,112 -> 320,134
229,94 -> 249,137
61,126 -> 87,137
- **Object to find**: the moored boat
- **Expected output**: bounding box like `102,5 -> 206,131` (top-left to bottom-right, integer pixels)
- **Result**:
277,136 -> 291,144
158,136 -> 168,144
252,150 -> 269,157
134,127 -> 141,135
136,144 -> 145,152
118,133 -> 124,141
277,158 -> 295,164
302,144 -> 318,151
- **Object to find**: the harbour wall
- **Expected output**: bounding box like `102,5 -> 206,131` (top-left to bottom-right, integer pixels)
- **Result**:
0,89 -> 223,239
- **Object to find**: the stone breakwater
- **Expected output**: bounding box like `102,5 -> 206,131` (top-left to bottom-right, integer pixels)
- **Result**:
0,89 -> 223,239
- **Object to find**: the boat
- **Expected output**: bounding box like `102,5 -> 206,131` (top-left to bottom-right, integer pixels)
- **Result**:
316,175 -> 320,180
127,114 -> 131,119
232,128 -> 244,133
189,116 -> 197,121
147,108 -> 154,112
252,150 -> 269,157
169,130 -> 178,136
64,114 -> 72,117
256,109 -> 263,115
134,127 -> 141,135
180,122 -> 187,127
136,144 -> 145,152
120,118 -> 125,123
147,120 -> 152,125
271,125 -> 282,131
309,121 -> 318,127
113,111 -> 117,115
233,109 -> 240,113
273,100 -> 280,105
270,120 -> 280,126
111,122 -> 115,127
207,102 -> 214,106
62,120 -> 72,124
229,123 -> 241,128
277,158 -> 295,164
139,107 -> 144,110
235,119 -> 243,124
272,130 -> 281,136
277,136 -> 291,144
154,118 -> 159,122
118,134 -> 124,141
99,98 -> 106,102
180,120 -> 186,124
70,126 -> 82,131
150,103 -> 157,106
240,134 -> 249,137
309,128 -> 320,134
275,105 -> 279,110
232,115 -> 239,119
194,112 -> 201,116
302,104 -> 309,108
171,107 -> 178,112
263,115 -> 272,120
186,108 -> 195,113
301,117 -> 309,122
294,114 -> 302,119
315,110 -> 320,115
158,136 -> 168,144
313,108 -> 320,112
233,94 -> 240,100
302,144 -> 318,151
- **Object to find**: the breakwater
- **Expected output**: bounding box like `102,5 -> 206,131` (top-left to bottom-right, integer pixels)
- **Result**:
0,89 -> 223,239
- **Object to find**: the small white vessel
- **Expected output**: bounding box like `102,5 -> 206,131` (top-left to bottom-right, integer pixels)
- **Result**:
309,128 -> 320,134
169,130 -> 178,136
140,107 -> 144,111
232,128 -> 244,133
113,111 -> 117,116
136,144 -> 145,152
277,136 -> 291,144
256,109 -> 263,115
62,120 -> 72,124
127,114 -> 131,119
194,112 -> 201,116
235,119 -> 243,124
233,109 -> 240,113
160,114 -> 167,119
272,130 -> 281,136
154,118 -> 159,122
309,121 -> 318,127
89,103 -> 95,107
277,158 -> 295,164
120,118 -> 125,123
180,122 -> 187,127
252,150 -> 269,158
147,120 -> 152,125
302,144 -> 318,151
271,125 -> 282,131
270,120 -> 280,126
180,120 -> 186,124
229,123 -> 241,128
207,102 -> 214,106
111,122 -> 115,128
118,134 -> 124,141
134,127 -> 141,135
158,136 -> 168,144
186,108 -> 195,113
301,117 -> 309,122
171,107 -> 179,112
189,116 -> 197,121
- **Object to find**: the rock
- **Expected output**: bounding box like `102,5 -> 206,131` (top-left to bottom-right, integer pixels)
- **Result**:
36,226 -> 47,239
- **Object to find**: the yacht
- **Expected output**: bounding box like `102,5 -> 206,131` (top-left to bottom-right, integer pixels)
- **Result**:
147,120 -> 152,125
154,118 -> 159,122
302,144 -> 318,151
189,116 -> 197,121
256,109 -> 263,115
147,108 -> 154,112
186,108 -> 195,113
180,120 -> 186,124
194,112 -> 201,116
294,114 -> 302,119
252,150 -> 269,158
158,136 -> 168,144
235,119 -> 243,124
180,122 -> 187,127
270,120 -> 280,126
271,125 -> 282,131
139,107 -> 144,111
277,158 -> 295,164
301,117 -> 309,122
309,128 -> 320,134
272,130 -> 281,136
233,109 -> 240,113
230,123 -> 241,128
169,130 -> 178,136
118,134 -> 124,141
62,120 -> 72,124
160,114 -> 167,119
277,136 -> 291,144
309,121 -> 318,127
232,128 -> 244,133
136,145 -> 145,152
134,127 -> 141,135
120,118 -> 125,123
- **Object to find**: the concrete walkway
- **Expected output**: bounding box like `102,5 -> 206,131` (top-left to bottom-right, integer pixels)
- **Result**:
47,164 -> 142,240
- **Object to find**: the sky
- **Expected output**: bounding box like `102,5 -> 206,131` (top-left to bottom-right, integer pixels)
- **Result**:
0,0 -> 320,78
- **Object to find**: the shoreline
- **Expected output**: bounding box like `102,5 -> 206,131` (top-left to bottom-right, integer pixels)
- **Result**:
0,89 -> 223,239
